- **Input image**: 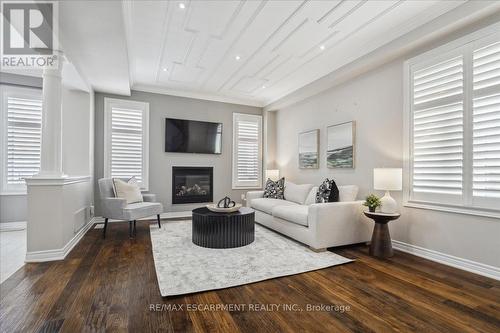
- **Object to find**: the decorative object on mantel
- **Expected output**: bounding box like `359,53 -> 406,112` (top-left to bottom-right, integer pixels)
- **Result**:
373,168 -> 402,214
206,196 -> 242,213
298,129 -> 319,169
363,194 -> 381,213
265,169 -> 280,181
327,121 -> 355,168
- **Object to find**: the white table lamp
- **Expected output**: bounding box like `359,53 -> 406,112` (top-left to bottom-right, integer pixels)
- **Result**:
373,168 -> 402,213
265,169 -> 280,181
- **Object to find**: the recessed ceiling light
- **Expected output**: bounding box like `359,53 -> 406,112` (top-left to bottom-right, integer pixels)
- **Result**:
320,45 -> 325,51
262,85 -> 266,89
179,3 -> 185,9
235,55 -> 241,61
162,67 -> 168,72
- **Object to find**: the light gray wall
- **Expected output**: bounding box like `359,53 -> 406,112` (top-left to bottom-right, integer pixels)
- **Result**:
94,90 -> 263,215
0,73 -> 42,88
0,74 -> 42,223
273,25 -> 500,268
62,88 -> 94,176
265,111 -> 277,170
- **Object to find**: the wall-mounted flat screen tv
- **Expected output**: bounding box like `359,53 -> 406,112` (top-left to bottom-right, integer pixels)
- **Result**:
165,118 -> 222,154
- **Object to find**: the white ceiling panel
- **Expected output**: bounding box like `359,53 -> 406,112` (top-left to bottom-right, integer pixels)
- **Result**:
123,0 -> 475,105
52,0 -> 499,106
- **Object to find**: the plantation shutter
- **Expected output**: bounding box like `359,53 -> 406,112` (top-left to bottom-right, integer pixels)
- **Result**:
104,99 -> 149,190
410,55 -> 464,203
6,92 -> 42,189
232,113 -> 262,188
472,40 -> 500,203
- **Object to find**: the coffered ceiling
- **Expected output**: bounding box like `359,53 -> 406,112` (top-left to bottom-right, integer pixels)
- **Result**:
50,0 -> 499,107
124,0 -> 468,106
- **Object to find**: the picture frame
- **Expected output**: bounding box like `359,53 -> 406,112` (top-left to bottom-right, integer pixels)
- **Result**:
298,129 -> 319,169
327,121 -> 355,168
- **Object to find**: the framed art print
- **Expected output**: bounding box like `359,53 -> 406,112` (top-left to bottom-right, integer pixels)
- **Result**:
298,129 -> 319,169
327,121 -> 355,168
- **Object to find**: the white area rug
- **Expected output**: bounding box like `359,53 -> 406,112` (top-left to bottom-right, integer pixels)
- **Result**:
150,220 -> 352,297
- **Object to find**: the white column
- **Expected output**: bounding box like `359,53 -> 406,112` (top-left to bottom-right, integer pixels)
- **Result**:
37,51 -> 66,178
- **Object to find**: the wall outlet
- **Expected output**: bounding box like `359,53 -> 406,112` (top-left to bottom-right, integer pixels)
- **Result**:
241,194 -> 246,200
89,205 -> 95,217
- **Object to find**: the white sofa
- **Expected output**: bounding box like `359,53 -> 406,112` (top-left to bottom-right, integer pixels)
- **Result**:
246,182 -> 372,251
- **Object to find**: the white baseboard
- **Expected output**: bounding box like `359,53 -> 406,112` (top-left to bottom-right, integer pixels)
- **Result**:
25,217 -> 97,263
392,240 -> 500,281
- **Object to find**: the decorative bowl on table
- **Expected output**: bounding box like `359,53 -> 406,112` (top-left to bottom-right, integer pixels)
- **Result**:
206,203 -> 242,213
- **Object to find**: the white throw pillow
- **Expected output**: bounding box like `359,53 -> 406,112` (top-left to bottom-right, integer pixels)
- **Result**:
304,186 -> 318,205
338,185 -> 358,202
112,178 -> 143,204
284,181 -> 313,205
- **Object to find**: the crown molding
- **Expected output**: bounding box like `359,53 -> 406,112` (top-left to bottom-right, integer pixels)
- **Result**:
132,84 -> 264,108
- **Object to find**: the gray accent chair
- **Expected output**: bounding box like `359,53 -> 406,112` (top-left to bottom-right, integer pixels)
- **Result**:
98,178 -> 163,238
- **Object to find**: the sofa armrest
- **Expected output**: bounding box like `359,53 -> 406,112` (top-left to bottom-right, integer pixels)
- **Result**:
142,193 -> 156,202
246,190 -> 264,207
101,197 -> 127,219
307,200 -> 371,248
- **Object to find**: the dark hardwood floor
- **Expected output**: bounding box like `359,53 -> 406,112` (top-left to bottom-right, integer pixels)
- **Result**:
1,221 -> 499,333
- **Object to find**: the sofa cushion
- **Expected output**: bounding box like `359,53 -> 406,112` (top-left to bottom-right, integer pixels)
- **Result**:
263,178 -> 285,199
284,181 -> 313,205
250,198 -> 298,215
272,205 -> 309,227
304,186 -> 318,205
339,185 -> 358,201
113,178 -> 143,204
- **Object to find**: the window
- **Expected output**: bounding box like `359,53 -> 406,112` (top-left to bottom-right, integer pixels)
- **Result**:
232,113 -> 262,189
404,25 -> 500,216
104,98 -> 149,190
0,85 -> 42,194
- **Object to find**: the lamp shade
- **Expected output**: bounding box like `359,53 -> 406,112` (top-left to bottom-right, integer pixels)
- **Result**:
374,168 -> 402,191
265,169 -> 280,181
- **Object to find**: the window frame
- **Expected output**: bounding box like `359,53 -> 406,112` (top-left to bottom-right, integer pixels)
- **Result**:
0,84 -> 42,195
103,97 -> 150,191
232,112 -> 263,190
403,22 -> 500,219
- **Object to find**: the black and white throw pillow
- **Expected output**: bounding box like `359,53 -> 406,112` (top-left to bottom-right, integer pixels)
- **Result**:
315,178 -> 339,203
328,179 -> 339,202
263,177 -> 285,199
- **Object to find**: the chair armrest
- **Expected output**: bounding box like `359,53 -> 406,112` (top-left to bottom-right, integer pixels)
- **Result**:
102,197 -> 127,219
308,201 -> 371,246
308,201 -> 364,224
246,191 -> 265,207
142,193 -> 156,202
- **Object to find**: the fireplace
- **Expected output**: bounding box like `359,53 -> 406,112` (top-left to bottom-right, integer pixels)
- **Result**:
172,167 -> 213,204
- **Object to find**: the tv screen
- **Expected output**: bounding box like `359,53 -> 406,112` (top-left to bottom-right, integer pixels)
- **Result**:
165,118 -> 222,154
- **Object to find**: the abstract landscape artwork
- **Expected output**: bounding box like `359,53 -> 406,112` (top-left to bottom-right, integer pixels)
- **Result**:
298,129 -> 319,169
327,121 -> 355,168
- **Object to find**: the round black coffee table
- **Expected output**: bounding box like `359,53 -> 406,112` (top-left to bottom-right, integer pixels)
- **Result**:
192,207 -> 255,248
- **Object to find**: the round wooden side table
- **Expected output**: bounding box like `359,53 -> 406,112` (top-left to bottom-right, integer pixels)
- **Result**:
364,211 -> 401,258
